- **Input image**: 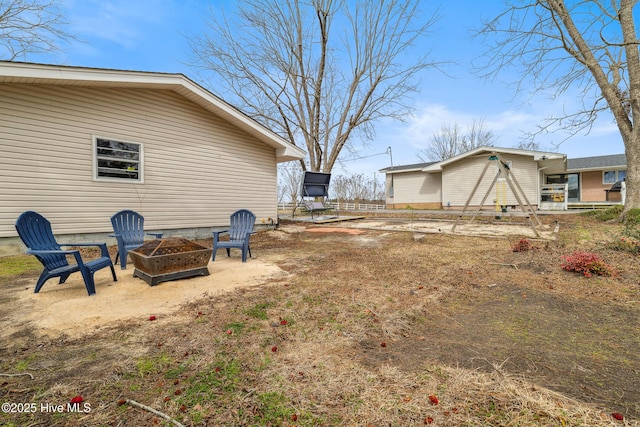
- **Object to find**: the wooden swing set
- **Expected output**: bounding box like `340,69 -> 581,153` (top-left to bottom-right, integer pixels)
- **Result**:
451,152 -> 543,237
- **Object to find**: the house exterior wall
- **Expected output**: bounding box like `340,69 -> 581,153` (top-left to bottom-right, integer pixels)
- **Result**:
581,171 -> 609,202
1,84 -> 278,252
442,154 -> 539,208
386,171 -> 442,209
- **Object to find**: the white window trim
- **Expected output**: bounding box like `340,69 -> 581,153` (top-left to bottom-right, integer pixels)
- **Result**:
93,136 -> 144,183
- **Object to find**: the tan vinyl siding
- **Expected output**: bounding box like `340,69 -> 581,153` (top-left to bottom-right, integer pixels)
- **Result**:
442,154 -> 539,208
1,84 -> 278,238
387,171 -> 441,207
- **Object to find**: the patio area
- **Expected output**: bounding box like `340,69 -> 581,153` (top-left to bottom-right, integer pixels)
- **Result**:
6,256 -> 287,339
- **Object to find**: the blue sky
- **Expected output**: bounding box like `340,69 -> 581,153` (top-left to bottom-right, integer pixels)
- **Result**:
31,0 -> 624,176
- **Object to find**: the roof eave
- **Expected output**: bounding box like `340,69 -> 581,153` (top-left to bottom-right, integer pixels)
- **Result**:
276,146 -> 306,163
567,165 -> 626,172
381,167 -> 427,174
421,147 -> 565,172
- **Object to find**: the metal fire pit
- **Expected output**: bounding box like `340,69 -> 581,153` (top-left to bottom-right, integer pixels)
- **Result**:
128,238 -> 212,286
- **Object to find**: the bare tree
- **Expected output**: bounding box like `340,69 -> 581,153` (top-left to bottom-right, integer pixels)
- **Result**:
477,1 -> 640,213
190,0 -> 439,173
417,119 -> 497,161
332,173 -> 384,203
278,163 -> 303,205
0,0 -> 74,60
513,140 -> 541,151
331,175 -> 350,202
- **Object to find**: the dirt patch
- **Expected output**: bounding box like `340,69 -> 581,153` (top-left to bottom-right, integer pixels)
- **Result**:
305,227 -> 366,234
358,282 -> 640,413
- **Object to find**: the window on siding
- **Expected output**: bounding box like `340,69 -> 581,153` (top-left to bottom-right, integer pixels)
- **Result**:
603,170 -> 625,184
94,137 -> 143,182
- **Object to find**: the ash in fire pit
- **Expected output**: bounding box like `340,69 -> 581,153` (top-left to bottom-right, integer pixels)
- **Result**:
128,238 -> 212,286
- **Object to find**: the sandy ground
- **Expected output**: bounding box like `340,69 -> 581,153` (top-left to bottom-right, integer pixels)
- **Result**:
305,227 -> 366,235
351,219 -> 556,238
11,257 -> 287,338
292,216 -> 558,239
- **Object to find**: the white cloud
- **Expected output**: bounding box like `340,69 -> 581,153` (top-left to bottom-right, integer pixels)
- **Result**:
370,91 -> 625,169
64,0 -> 175,49
412,87 -> 617,139
397,102 -> 539,150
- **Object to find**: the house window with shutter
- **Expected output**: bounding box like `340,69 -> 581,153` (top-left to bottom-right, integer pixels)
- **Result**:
93,137 -> 143,182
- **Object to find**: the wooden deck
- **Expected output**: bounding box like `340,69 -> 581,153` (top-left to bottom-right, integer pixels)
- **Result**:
567,202 -> 622,210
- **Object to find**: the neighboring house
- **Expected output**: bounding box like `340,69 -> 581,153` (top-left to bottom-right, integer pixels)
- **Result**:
380,161 -> 441,210
381,147 -> 628,210
381,146 -> 567,210
0,61 -> 306,255
561,154 -> 627,203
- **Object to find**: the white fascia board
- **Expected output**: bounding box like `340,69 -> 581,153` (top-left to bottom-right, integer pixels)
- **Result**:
420,147 -> 565,172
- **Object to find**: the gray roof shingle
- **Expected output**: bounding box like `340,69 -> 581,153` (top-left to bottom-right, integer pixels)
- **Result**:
567,154 -> 626,171
379,162 -> 436,173
382,153 -> 626,174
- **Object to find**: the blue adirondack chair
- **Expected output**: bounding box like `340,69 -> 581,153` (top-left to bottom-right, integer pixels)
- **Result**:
110,210 -> 163,269
212,209 -> 256,262
15,211 -> 118,296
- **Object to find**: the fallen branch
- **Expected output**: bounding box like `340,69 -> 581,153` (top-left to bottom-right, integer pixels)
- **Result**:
119,398 -> 185,427
489,262 -> 519,270
0,372 -> 34,380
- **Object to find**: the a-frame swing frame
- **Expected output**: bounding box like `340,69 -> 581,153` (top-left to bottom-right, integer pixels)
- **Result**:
451,152 -> 543,237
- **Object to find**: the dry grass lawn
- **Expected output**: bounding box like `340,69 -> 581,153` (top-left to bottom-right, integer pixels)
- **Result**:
1,211 -> 639,426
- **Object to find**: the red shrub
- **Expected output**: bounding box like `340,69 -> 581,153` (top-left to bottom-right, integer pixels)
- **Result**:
560,252 -> 615,278
511,238 -> 533,252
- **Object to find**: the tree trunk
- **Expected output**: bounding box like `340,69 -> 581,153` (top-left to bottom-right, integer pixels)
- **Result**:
618,0 -> 640,213
623,133 -> 640,213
